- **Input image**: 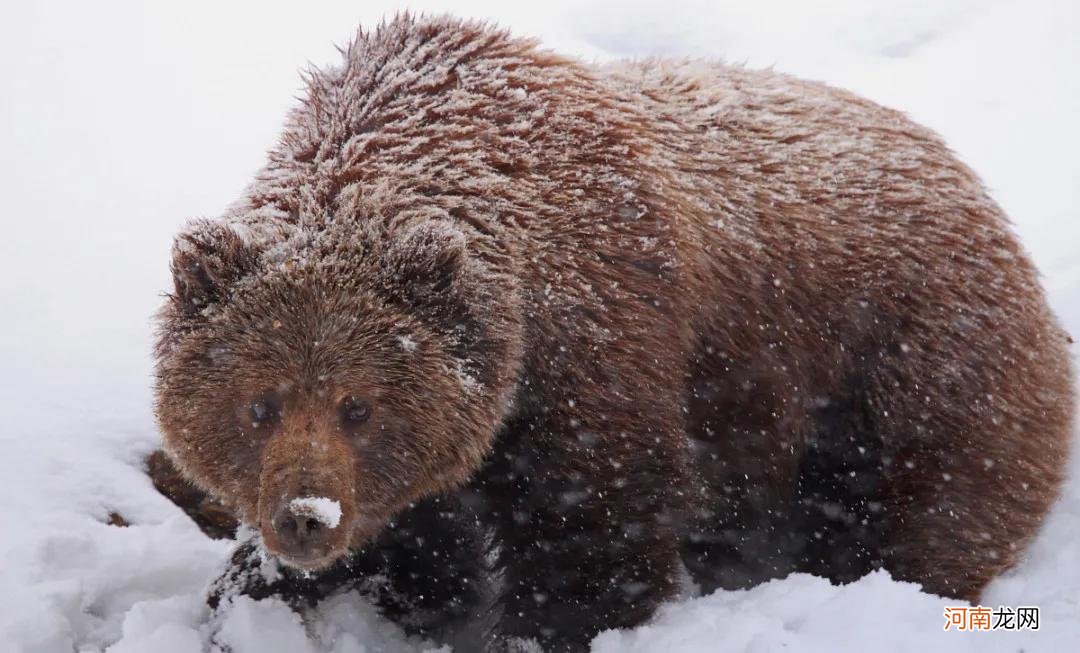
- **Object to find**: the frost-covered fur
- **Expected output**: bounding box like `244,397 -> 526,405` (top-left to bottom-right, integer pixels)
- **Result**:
153,14 -> 1075,651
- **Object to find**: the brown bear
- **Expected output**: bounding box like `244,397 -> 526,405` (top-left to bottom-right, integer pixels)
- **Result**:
153,13 -> 1076,651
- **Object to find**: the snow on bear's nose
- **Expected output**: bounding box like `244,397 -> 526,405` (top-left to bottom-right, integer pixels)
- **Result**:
270,496 -> 342,564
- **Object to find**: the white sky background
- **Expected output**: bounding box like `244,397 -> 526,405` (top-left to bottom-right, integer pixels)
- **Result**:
0,2 -> 1076,650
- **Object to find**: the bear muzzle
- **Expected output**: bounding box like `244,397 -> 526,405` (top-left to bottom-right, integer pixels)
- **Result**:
266,494 -> 349,569
262,494 -> 343,565
256,427 -> 358,570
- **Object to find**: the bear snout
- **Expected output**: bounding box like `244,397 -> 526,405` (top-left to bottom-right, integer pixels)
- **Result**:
267,496 -> 344,567
256,425 -> 357,569
260,489 -> 354,569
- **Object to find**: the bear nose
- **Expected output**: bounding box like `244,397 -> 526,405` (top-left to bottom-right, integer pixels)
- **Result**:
271,503 -> 329,555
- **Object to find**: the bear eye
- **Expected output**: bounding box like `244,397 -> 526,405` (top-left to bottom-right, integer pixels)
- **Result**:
340,396 -> 371,425
249,398 -> 278,425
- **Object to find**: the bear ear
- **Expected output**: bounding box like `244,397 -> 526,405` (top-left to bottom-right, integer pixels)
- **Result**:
388,221 -> 469,295
170,220 -> 256,315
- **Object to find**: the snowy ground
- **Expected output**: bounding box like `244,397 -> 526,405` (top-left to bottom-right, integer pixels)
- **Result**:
0,1 -> 1077,651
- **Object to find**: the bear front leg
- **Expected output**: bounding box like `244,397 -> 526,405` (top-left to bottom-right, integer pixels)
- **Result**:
207,500 -> 495,648
473,393 -> 689,651
357,495 -> 498,647
206,533 -> 307,611
206,530 -> 367,612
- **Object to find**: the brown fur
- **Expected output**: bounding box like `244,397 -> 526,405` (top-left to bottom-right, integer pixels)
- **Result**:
146,450 -> 237,540
153,14 -> 1075,650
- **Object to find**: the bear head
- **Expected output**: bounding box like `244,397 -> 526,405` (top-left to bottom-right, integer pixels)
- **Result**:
154,214 -> 523,570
